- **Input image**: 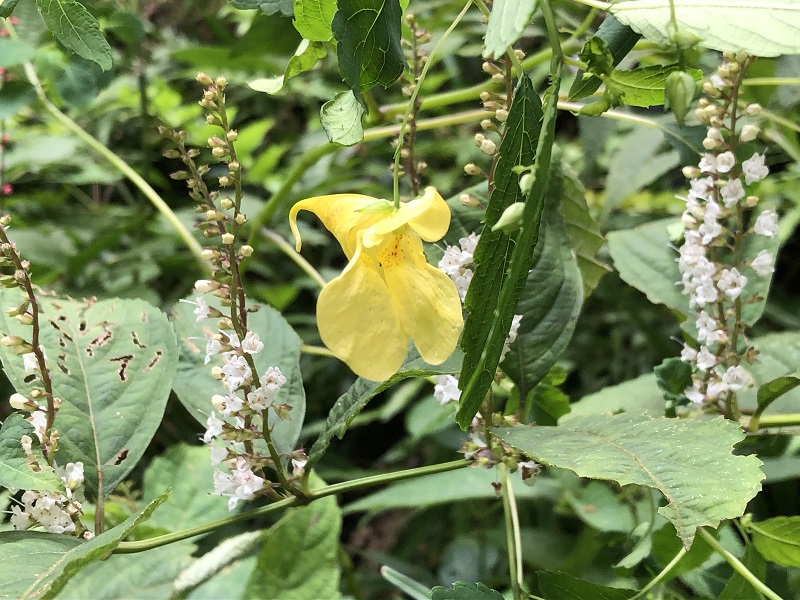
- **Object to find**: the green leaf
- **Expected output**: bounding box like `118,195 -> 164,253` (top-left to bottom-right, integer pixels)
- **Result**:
35,0 -> 112,70
603,128 -> 680,218
0,80 -> 36,119
293,0 -> 336,40
248,39 -> 327,95
430,581 -> 504,600
0,290 -> 178,500
502,159 -> 584,398
651,521 -> 714,578
757,376 -> 800,412
343,467 -> 560,514
332,0 -> 406,93
483,0 -> 537,60
380,565 -> 430,600
170,293 -> 305,455
457,75 -> 546,429
57,542 -> 195,600
0,0 -> 21,17
654,357 -> 693,414
320,89 -> 366,145
569,15 -> 641,101
560,164 -> 609,297
565,372 -> 663,419
0,39 -> 36,67
244,474 -> 342,599
494,413 -> 764,548
718,545 -> 767,599
565,481 -> 635,533
608,0 -> 800,57
0,491 -> 169,600
536,571 -> 634,600
232,0 -> 293,16
747,516 -> 800,566
307,347 -> 462,467
0,413 -> 62,492
607,65 -> 702,108
141,444 -> 233,534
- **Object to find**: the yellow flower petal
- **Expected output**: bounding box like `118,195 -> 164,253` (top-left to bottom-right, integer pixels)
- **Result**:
378,231 -> 464,365
289,194 -> 389,258
316,245 -> 409,381
365,187 -> 451,246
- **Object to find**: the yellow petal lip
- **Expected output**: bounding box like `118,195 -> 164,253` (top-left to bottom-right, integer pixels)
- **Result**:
379,231 -> 463,365
365,187 -> 451,246
316,243 -> 408,381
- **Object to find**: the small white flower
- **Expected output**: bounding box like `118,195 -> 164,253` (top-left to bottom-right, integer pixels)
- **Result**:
9,392 -> 29,410
182,297 -> 211,321
247,386 -> 271,410
241,331 -> 264,355
691,279 -> 719,307
194,280 -> 219,293
21,353 -> 38,374
717,267 -> 747,299
720,178 -> 745,208
688,177 -> 714,201
750,250 -> 774,277
696,347 -> 717,371
685,381 -> 705,404
753,210 -> 778,237
203,412 -> 225,443
454,269 -> 473,302
710,73 -> 727,90
221,355 -> 252,391
60,462 -> 84,490
706,377 -> 729,400
699,219 -> 722,245
698,154 -> 718,174
680,345 -> 697,362
433,374 -> 461,405
205,336 -> 222,365
722,365 -> 750,391
742,153 -> 769,185
716,151 -> 736,173
500,315 -> 523,361
291,457 -> 308,476
27,410 -> 47,442
209,444 -> 228,466
261,366 -> 286,388
10,505 -> 31,530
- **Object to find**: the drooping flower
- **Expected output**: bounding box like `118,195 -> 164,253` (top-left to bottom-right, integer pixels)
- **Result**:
290,187 -> 463,381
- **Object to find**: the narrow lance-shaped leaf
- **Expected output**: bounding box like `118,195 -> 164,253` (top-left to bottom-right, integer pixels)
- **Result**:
494,413 -> 764,548
458,71 -> 558,429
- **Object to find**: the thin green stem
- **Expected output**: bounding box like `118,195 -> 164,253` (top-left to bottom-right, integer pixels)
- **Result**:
697,528 -> 783,600
501,465 -> 523,600
114,459 -> 468,554
261,228 -> 327,289
392,0 -> 474,207
6,25 -> 207,272
301,344 -> 336,357
742,77 -> 800,86
746,412 -> 800,431
628,547 -> 687,600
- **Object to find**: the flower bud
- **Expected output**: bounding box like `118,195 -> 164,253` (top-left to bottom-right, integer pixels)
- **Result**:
491,72 -> 505,85
218,176 -> 232,187
215,76 -> 227,89
479,139 -> 497,155
196,72 -> 213,86
518,173 -> 534,194
1,335 -> 25,347
221,233 -> 235,245
239,245 -> 254,257
464,163 -> 482,175
664,71 -> 696,125
228,161 -> 240,173
212,147 -> 227,157
745,103 -> 762,116
226,130 -> 238,142
740,124 -> 759,142
495,108 -> 509,122
9,393 -> 31,410
460,193 -> 479,207
682,166 -> 701,179
195,279 -> 219,293
671,29 -> 701,50
235,214 -> 247,225
491,202 -> 525,234
16,313 -> 33,325
220,198 -> 234,210
211,366 -> 224,380
201,249 -> 219,261
480,119 -> 496,131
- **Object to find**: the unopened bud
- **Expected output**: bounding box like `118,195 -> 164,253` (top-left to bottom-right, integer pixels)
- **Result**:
745,195 -> 759,208
226,130 -> 238,142
228,161 -> 240,173
221,233 -> 235,245
460,193 -> 479,207
16,313 -> 33,325
212,147 -> 227,157
703,137 -> 720,150
480,119 -> 496,131
235,214 -> 247,225
201,249 -> 219,261
740,124 -> 759,142
211,366 -> 224,380
495,108 -> 509,122
1,335 -> 25,347
464,163 -> 482,175
664,71 -> 696,125
220,198 -> 234,210
480,139 -> 497,155
195,279 -> 219,293
474,133 -> 486,145
196,72 -> 213,86
671,29 -> 701,50
218,176 -> 233,187
239,245 -> 254,257
682,166 -> 701,179
492,202 -> 525,233
491,73 -> 505,85
745,103 -> 762,116
215,76 -> 227,89
9,393 -> 30,410
519,173 -> 534,194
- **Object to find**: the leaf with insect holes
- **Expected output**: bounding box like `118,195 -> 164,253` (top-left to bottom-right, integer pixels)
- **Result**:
0,413 -> 62,492
0,288 -> 177,501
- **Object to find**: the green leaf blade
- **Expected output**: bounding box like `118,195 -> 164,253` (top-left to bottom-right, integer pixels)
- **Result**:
293,0 -> 336,41
748,516 -> 800,567
494,413 -> 764,548
320,89 -> 366,145
35,0 -> 112,70
483,0 -> 537,59
0,413 -> 62,492
332,0 -> 406,93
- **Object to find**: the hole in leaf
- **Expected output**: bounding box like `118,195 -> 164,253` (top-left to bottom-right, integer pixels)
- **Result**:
145,350 -> 162,371
86,326 -> 113,357
57,363 -> 70,375
131,332 -> 146,349
23,374 -> 36,384
111,449 -> 129,465
109,354 -> 134,381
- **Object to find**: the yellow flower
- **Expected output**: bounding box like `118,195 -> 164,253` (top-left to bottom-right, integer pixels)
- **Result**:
290,187 -> 464,381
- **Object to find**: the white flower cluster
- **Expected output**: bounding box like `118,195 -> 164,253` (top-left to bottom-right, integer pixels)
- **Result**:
191,284 -> 301,510
677,55 -> 775,407
10,461 -> 84,533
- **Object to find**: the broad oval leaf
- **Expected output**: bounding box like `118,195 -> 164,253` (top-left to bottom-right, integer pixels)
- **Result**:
747,516 -> 800,566
609,0 -> 800,58
293,0 -> 336,41
331,0 -> 406,93
494,413 -> 764,548
0,290 -> 178,500
170,294 -> 305,455
320,89 -> 366,146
